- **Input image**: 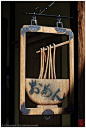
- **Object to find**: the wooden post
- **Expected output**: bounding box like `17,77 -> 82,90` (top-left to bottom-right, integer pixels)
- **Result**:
78,1 -> 85,120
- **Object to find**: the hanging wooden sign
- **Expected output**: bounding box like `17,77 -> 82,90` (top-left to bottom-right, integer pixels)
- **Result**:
20,25 -> 74,115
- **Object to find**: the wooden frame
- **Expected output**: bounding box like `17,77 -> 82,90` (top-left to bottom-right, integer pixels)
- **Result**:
20,25 -> 74,115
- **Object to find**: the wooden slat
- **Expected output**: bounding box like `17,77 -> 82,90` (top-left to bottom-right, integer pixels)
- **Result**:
23,25 -> 72,34
69,37 -> 74,104
20,31 -> 26,109
28,107 -> 66,115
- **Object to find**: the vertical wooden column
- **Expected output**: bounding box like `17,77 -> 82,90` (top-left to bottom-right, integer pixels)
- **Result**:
78,1 -> 85,120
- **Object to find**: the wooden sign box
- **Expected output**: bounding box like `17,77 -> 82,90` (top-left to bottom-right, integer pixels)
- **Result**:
20,25 -> 74,115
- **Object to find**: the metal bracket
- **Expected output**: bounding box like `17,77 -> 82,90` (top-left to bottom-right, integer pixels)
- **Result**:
31,7 -> 41,25
21,103 -> 30,115
55,27 -> 73,40
56,15 -> 63,28
21,25 -> 41,36
42,109 -> 54,120
31,16 -> 37,25
42,109 -> 54,115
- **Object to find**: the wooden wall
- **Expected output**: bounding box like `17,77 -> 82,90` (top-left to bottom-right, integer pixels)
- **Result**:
78,1 -> 85,121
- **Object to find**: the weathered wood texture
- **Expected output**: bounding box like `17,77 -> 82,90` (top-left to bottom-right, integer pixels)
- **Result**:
78,1 -> 85,119
69,37 -> 74,105
25,79 -> 69,105
25,33 -> 62,126
61,36 -> 70,126
20,25 -> 74,116
20,31 -> 26,108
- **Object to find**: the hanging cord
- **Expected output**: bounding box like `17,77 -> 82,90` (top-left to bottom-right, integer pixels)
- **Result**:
39,48 -> 44,79
48,45 -> 50,79
44,46 -> 49,79
39,1 -> 55,14
40,47 -> 44,79
50,45 -> 53,79
39,47 -> 46,79
53,43 -> 56,79
41,47 -> 46,78
39,44 -> 56,79
39,48 -> 43,79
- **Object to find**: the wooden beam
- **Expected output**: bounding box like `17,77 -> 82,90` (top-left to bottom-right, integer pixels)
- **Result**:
78,1 -> 85,121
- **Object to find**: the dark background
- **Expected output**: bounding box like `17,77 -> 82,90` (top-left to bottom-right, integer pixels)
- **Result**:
1,1 -> 85,127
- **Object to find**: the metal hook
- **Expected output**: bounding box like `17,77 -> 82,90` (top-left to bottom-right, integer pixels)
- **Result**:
34,7 -> 41,14
31,7 -> 41,25
56,15 -> 63,28
31,15 -> 37,25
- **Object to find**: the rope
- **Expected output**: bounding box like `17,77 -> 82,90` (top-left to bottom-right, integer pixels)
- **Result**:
41,47 -> 45,78
53,43 -> 56,79
38,43 -> 56,79
50,45 -> 53,79
44,46 -> 49,79
39,48 -> 43,79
